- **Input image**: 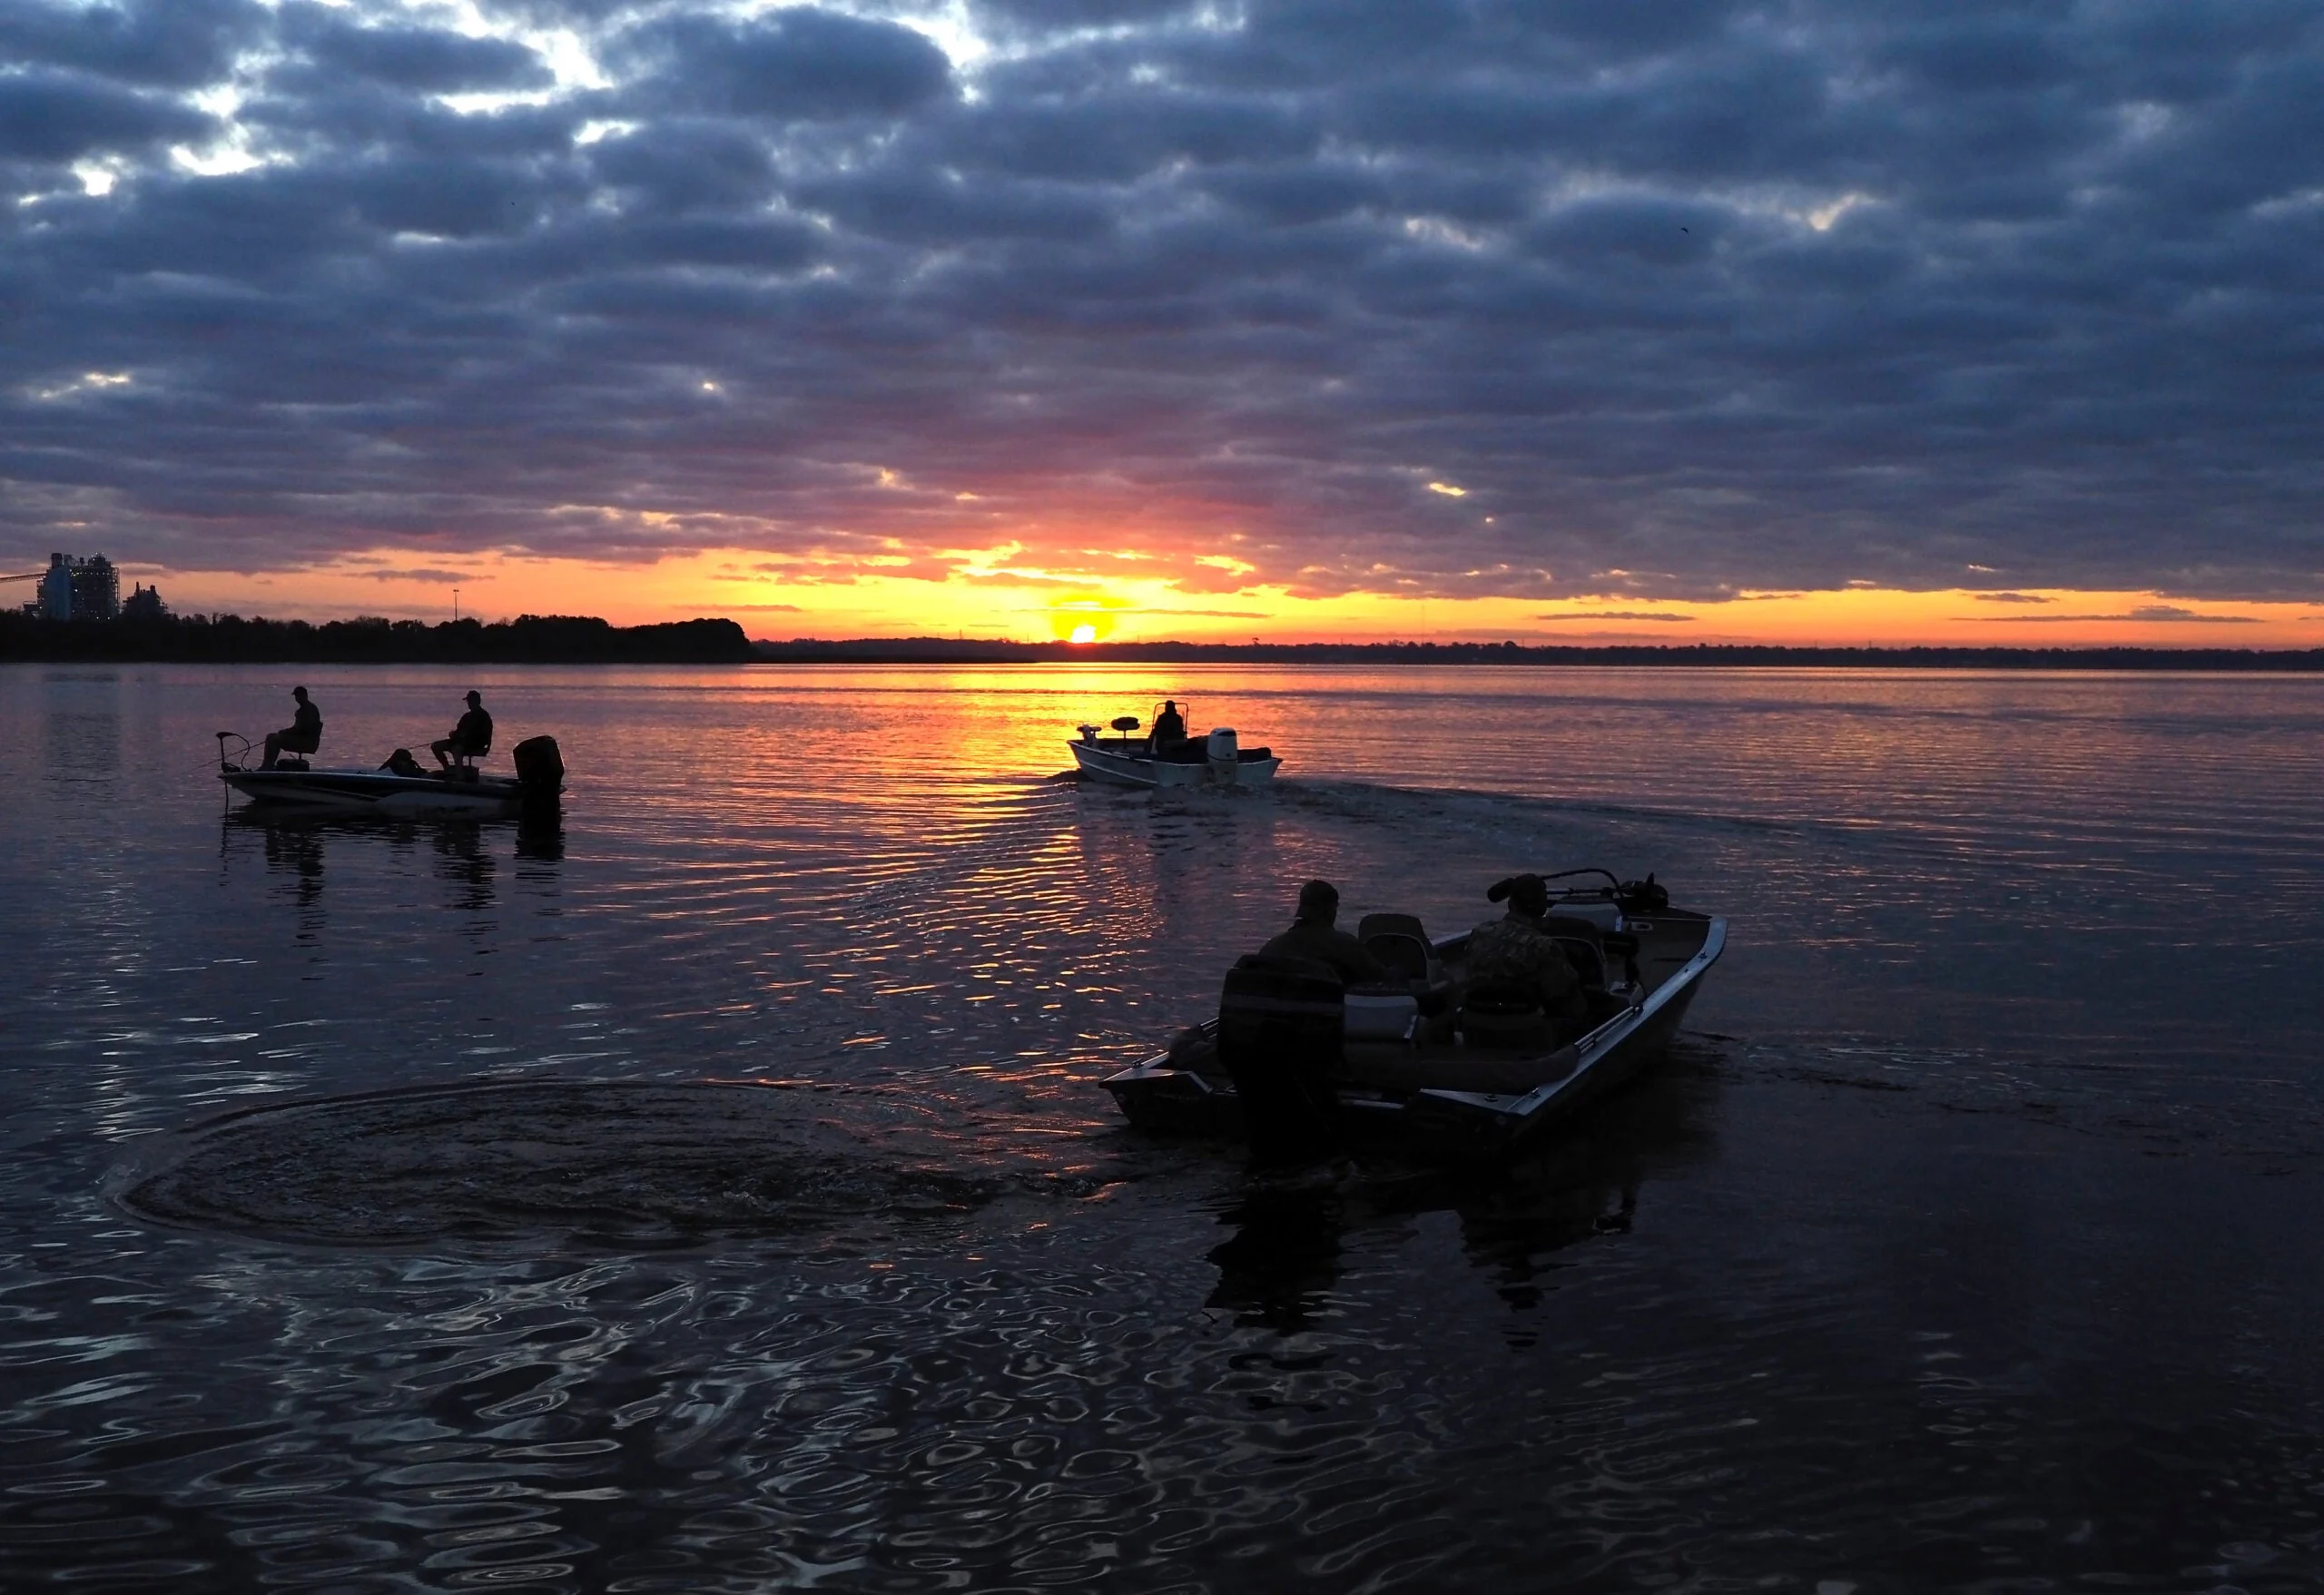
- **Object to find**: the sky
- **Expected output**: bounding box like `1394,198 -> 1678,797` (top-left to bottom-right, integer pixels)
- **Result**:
5,0 -> 2323,645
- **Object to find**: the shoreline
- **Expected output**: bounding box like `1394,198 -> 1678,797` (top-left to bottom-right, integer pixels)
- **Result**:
7,615 -> 2322,670
0,613 -> 753,665
748,641 -> 2324,669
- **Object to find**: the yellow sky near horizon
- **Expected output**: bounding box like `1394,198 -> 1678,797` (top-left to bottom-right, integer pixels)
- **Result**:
111,547 -> 2324,649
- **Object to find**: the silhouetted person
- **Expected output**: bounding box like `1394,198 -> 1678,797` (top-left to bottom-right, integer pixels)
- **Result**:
1153,699 -> 1187,746
1262,880 -> 1390,984
261,686 -> 322,768
432,690 -> 493,770
1464,873 -> 1589,1031
379,747 -> 427,778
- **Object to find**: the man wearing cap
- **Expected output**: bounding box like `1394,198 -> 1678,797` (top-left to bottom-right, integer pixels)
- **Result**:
1260,880 -> 1391,984
432,690 -> 495,770
261,685 -> 323,768
1464,873 -> 1588,1029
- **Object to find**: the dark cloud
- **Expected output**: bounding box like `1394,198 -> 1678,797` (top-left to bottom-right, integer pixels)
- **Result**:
358,566 -> 474,583
0,69 -> 213,162
586,121 -> 778,215
1535,612 -> 1696,622
972,0 -> 1197,31
3,0 -> 2322,606
1972,606 -> 2261,623
1202,162 -> 1388,227
0,0 -> 262,88
615,9 -> 953,122
1971,591 -> 2055,604
342,153 -> 578,239
276,7 -> 552,95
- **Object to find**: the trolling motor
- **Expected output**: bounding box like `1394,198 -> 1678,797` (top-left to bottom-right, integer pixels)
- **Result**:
216,728 -> 306,772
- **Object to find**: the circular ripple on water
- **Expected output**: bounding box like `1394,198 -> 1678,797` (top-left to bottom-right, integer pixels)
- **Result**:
113,1079 -> 1038,1249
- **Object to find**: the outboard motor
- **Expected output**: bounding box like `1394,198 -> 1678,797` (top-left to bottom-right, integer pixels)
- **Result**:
512,734 -> 564,808
513,734 -> 565,853
512,734 -> 564,793
1206,726 -> 1240,779
1216,953 -> 1344,1165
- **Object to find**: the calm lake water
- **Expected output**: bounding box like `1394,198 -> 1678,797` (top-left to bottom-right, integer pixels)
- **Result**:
5,662 -> 2324,1591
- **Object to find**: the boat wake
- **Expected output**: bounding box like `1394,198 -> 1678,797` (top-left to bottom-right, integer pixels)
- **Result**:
1728,1037 -> 2324,1172
112,1079 -> 1084,1250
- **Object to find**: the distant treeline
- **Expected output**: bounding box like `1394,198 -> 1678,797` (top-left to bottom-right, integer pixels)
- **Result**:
754,637 -> 2324,670
2,612 -> 754,665
12,618 -> 2319,670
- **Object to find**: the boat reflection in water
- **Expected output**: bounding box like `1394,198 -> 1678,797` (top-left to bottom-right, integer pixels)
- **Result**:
1206,1043 -> 1718,1334
224,805 -> 563,918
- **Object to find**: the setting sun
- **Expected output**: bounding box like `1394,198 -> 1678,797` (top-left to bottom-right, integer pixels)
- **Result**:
1044,591 -> 1126,642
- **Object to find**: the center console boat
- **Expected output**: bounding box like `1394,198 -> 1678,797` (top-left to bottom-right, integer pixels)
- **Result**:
1068,702 -> 1281,788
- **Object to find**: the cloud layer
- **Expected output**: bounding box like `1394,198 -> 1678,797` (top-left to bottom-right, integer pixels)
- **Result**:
5,0 -> 2322,604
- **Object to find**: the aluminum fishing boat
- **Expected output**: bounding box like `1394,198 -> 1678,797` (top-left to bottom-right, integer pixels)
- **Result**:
1100,871 -> 1724,1160
216,734 -> 564,818
1068,704 -> 1280,788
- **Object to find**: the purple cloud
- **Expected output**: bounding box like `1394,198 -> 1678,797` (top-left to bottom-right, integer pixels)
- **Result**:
1,0 -> 2321,604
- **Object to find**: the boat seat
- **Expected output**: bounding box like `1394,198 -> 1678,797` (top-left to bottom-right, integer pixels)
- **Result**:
1364,931 -> 1433,984
1541,914 -> 1601,950
1457,982 -> 1551,1050
1541,915 -> 1610,990
1534,918 -> 1640,988
1358,912 -> 1429,946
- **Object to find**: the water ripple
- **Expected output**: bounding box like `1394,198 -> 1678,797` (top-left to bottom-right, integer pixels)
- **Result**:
4,665 -> 2324,1590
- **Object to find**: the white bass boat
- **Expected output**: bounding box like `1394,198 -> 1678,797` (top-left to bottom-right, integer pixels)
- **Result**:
1069,705 -> 1280,788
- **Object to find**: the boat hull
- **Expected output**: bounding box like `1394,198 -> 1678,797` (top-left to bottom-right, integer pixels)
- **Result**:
1068,741 -> 1281,788
221,767 -> 535,817
1101,915 -> 1726,1160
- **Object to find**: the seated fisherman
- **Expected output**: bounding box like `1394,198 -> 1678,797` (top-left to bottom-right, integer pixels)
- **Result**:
1463,873 -> 1590,1031
1260,879 -> 1391,985
261,685 -> 322,768
432,690 -> 494,770
1152,699 -> 1187,747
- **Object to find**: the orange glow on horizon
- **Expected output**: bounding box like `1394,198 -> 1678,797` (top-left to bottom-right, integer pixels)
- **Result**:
122,546 -> 2324,650
1044,592 -> 1125,642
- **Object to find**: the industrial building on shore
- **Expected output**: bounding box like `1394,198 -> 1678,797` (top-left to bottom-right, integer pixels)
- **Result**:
9,553 -> 168,622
